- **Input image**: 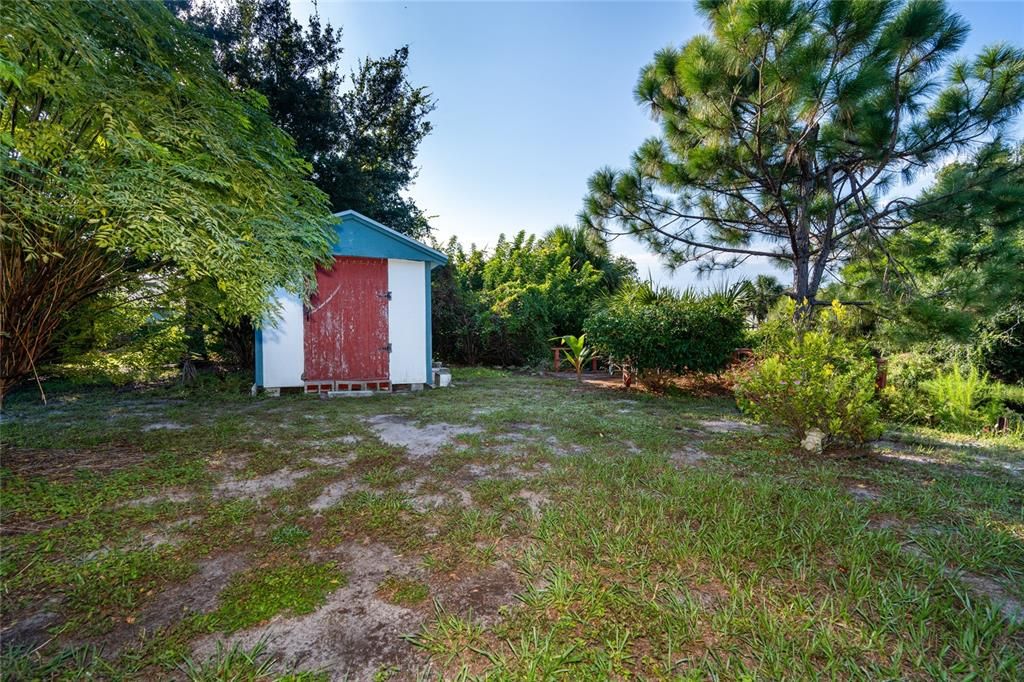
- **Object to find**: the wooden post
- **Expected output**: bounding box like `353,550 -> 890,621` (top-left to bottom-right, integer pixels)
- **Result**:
552,347 -> 561,372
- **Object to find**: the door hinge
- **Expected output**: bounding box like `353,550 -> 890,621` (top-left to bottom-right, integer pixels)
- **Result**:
379,290 -> 392,300
381,343 -> 393,353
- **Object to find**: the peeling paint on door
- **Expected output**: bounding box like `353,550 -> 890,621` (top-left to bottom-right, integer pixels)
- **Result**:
304,256 -> 389,381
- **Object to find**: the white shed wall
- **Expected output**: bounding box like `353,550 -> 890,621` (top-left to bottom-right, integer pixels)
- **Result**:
387,259 -> 427,384
261,288 -> 305,387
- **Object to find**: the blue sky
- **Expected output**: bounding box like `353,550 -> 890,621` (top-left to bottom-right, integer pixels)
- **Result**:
294,0 -> 1024,289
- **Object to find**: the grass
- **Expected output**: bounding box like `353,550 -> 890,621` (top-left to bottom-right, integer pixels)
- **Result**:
209,561 -> 345,633
378,576 -> 430,607
2,369 -> 1022,678
179,639 -> 328,681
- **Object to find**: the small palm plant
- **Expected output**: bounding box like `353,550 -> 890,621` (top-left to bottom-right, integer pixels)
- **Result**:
551,334 -> 596,382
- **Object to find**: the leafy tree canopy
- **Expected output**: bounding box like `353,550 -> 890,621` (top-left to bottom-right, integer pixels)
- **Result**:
0,0 -> 334,399
172,0 -> 436,238
582,0 -> 1024,309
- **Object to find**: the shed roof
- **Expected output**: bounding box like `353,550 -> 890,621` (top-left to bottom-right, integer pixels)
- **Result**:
331,210 -> 448,267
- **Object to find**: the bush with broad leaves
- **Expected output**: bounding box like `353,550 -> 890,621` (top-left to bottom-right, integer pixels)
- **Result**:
736,302 -> 882,449
584,298 -> 745,390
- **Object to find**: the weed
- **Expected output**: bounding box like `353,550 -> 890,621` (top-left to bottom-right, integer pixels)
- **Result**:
405,602 -> 487,665
270,523 -> 311,549
4,369 -> 1023,679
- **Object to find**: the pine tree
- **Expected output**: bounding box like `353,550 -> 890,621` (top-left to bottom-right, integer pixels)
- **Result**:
582,0 -> 1024,312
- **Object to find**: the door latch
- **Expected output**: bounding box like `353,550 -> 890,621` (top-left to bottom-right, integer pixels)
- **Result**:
379,291 -> 392,300
381,343 -> 393,353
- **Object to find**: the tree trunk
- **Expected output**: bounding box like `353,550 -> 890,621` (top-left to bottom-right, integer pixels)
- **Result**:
792,250 -> 816,322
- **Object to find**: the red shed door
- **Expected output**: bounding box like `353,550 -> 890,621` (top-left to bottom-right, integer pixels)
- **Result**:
304,256 -> 389,382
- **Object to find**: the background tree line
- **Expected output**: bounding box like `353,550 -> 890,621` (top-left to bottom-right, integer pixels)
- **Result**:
431,226 -> 636,366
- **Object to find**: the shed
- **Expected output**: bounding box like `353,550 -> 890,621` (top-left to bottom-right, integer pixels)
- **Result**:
255,210 -> 448,395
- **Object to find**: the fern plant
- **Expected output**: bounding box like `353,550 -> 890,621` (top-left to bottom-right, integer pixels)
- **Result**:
922,365 -> 1002,433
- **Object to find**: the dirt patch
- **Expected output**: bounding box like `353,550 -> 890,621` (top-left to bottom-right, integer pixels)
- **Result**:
505,422 -> 545,433
957,571 -> 1024,624
310,480 -> 368,512
875,450 -> 947,467
409,492 -> 453,512
138,552 -> 248,633
0,598 -> 62,650
875,445 -> 1022,476
411,489 -> 474,512
401,477 -> 473,511
308,453 -> 358,467
515,490 -> 550,515
671,446 -> 710,467
971,454 -> 1024,475
463,463 -> 500,479
308,435 -> 361,449
126,487 -> 196,507
59,552 -> 250,657
431,562 -> 522,626
867,515 -> 904,531
139,516 -> 199,549
142,421 -> 189,432
457,461 -> 549,488
216,468 -> 307,499
846,482 -> 882,501
683,578 -> 731,610
695,419 -> 761,434
366,415 -> 482,459
192,543 -> 428,681
542,436 -> 586,457
621,440 -> 642,454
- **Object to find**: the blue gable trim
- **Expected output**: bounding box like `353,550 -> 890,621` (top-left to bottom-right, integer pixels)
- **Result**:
332,210 -> 448,266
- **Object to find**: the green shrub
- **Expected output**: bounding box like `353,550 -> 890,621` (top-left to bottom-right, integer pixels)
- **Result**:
736,302 -> 882,448
51,286 -> 185,386
879,351 -> 941,424
584,298 -> 745,389
478,282 -> 554,365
